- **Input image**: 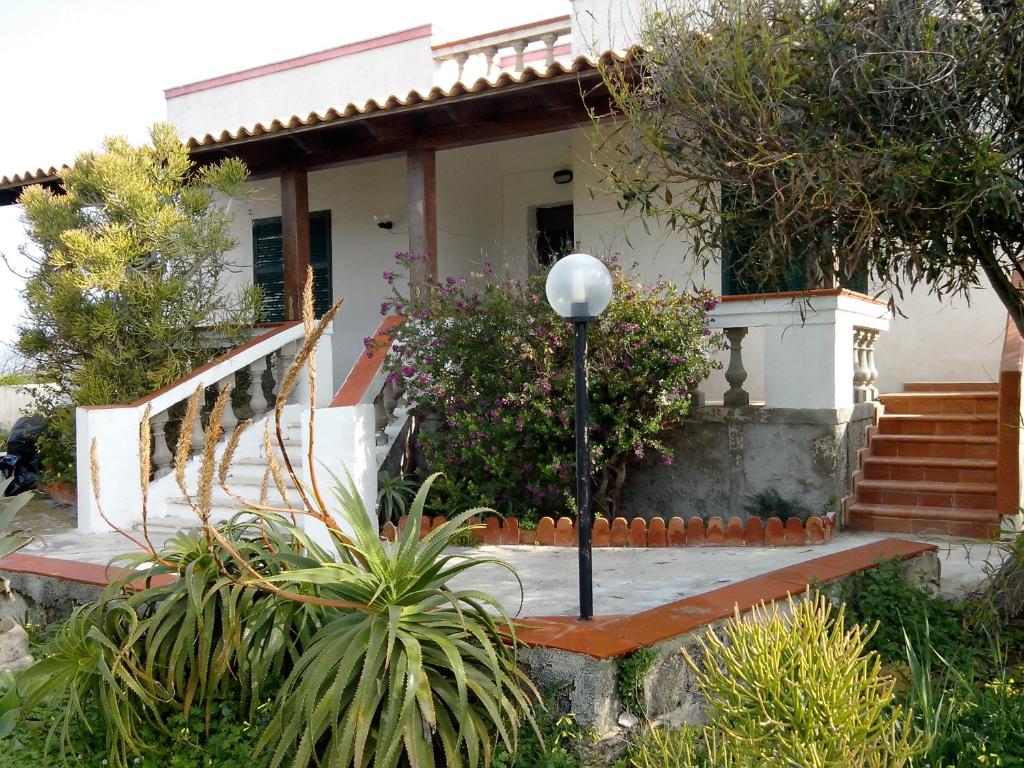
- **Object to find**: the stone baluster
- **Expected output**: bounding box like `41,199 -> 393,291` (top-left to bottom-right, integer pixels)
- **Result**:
191,388 -> 209,451
483,46 -> 498,76
216,376 -> 237,436
382,377 -> 399,417
149,409 -> 174,477
374,390 -> 389,445
248,355 -> 271,417
541,33 -> 557,66
511,39 -> 528,72
853,329 -> 870,403
723,327 -> 750,406
455,52 -> 469,83
276,341 -> 303,405
863,329 -> 880,401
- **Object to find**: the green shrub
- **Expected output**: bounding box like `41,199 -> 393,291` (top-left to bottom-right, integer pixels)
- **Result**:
617,647 -> 657,716
258,475 -> 538,768
626,725 -> 708,768
742,488 -> 811,522
489,682 -> 597,768
838,557 -> 974,664
0,693 -> 266,768
0,478 -> 31,560
682,594 -> 921,767
376,470 -> 416,523
16,122 -> 259,482
382,254 -> 724,521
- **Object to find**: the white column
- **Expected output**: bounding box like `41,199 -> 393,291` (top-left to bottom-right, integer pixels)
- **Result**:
763,318 -> 854,409
300,404 -> 378,553
76,406 -> 145,534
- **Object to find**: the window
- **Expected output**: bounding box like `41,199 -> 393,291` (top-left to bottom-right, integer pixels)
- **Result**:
720,191 -> 867,295
252,210 -> 333,321
534,204 -> 574,265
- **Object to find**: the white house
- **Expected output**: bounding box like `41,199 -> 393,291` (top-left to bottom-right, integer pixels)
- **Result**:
1,0 -> 1018,543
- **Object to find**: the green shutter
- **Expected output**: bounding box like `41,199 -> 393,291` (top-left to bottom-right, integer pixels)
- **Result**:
252,211 -> 333,321
253,217 -> 286,322
309,211 -> 333,317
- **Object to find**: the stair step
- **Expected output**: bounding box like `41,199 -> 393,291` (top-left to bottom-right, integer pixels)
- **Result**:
880,391 -> 998,415
846,502 -> 1000,537
861,456 -> 996,483
867,433 -> 997,460
876,414 -> 997,437
854,478 -> 996,509
903,382 -> 999,393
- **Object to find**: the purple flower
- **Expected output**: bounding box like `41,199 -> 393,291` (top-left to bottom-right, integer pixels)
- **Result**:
401,365 -> 417,377
362,336 -> 374,348
446,276 -> 457,286
380,302 -> 391,315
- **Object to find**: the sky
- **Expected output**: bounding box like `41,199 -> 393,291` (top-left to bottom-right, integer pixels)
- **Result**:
0,0 -> 568,360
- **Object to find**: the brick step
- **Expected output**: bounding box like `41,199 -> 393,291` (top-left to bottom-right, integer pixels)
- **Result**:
876,414 -> 997,437
879,391 -> 998,416
903,382 -> 999,393
867,433 -> 997,460
853,478 -> 996,509
861,455 -> 996,483
846,502 -> 1000,538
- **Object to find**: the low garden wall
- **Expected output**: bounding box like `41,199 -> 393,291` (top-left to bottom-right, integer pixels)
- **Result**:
513,538 -> 939,743
620,403 -> 877,522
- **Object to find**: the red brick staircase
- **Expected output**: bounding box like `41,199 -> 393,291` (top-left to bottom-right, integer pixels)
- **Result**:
845,383 -> 1003,538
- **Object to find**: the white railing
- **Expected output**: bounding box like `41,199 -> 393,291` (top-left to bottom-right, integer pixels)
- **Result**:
704,289 -> 891,410
76,321 -> 333,534
432,16 -> 573,87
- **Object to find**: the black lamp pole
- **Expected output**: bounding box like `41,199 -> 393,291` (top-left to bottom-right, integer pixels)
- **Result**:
572,309 -> 593,621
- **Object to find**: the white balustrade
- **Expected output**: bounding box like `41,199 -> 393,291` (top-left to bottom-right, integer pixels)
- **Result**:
709,291 -> 891,410
432,17 -> 572,87
77,321 -> 327,533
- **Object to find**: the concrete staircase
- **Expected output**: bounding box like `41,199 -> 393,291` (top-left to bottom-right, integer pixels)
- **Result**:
845,383 -> 1003,538
163,410 -> 307,520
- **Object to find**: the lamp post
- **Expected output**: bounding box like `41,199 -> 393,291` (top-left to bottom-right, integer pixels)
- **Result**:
544,253 -> 613,621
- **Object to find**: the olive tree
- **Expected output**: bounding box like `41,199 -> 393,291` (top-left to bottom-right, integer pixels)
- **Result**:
596,0 -> 1024,331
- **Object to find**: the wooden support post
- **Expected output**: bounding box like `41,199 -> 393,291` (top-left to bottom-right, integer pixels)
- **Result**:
280,168 -> 310,320
406,148 -> 437,306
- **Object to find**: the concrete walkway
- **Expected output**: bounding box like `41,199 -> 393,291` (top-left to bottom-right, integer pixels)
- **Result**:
10,499 -> 1010,618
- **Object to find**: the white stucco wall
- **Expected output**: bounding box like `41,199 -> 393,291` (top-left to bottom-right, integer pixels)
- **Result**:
166,30 -> 434,141
571,0 -> 647,53
219,126 -> 1007,402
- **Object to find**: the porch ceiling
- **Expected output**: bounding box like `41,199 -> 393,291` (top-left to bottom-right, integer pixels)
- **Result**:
0,50 -> 637,205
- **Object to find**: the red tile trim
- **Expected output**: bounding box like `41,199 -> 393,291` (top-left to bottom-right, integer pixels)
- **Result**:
165,26 -> 433,99
381,513 -> 839,548
330,315 -> 405,407
718,287 -> 889,307
514,538 -> 937,658
431,16 -> 571,51
0,552 -> 175,590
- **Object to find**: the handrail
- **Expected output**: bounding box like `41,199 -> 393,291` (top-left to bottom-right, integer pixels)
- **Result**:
82,321 -> 304,414
996,282 -> 1024,518
331,316 -> 405,407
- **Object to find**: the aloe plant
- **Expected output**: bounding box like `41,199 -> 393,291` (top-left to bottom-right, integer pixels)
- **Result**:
258,474 -> 538,768
0,477 -> 31,560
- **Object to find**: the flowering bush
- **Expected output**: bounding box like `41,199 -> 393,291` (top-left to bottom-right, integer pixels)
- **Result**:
378,253 -> 724,520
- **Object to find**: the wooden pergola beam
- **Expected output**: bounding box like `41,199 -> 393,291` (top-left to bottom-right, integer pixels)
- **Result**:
280,168 -> 310,320
406,148 -> 438,299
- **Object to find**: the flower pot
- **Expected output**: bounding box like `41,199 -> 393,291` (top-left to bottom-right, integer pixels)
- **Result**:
519,530 -> 537,545
40,481 -> 76,506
